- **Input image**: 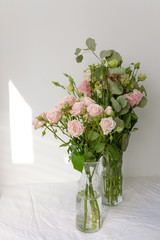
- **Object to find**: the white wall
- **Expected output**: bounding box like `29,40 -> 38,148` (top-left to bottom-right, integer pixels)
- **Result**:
0,0 -> 160,184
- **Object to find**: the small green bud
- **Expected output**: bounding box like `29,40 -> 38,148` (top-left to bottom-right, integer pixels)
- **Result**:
100,74 -> 103,80
108,59 -> 119,68
64,102 -> 69,109
65,83 -> 74,92
109,135 -> 113,142
131,84 -> 134,88
125,67 -> 132,75
116,127 -> 123,133
37,116 -> 44,121
102,59 -> 106,64
134,62 -> 140,69
123,79 -> 130,87
69,76 -> 73,83
138,74 -> 147,81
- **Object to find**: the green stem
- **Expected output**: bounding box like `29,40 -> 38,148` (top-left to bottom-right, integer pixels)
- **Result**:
83,183 -> 88,231
45,125 -> 66,144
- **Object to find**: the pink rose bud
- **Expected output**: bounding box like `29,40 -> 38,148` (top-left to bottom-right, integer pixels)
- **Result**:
105,106 -> 113,115
32,112 -> 47,130
58,95 -> 76,109
99,117 -> 116,135
87,103 -> 104,117
47,107 -> 62,124
67,120 -> 84,138
70,102 -> 86,116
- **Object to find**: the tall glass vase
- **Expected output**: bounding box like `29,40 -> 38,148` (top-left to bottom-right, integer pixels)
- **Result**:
76,161 -> 102,233
102,152 -> 123,206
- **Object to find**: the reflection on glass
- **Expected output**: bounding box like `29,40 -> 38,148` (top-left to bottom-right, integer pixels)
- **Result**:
9,80 -> 33,164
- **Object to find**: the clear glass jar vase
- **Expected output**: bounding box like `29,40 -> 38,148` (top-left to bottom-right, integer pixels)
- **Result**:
76,161 -> 102,233
102,152 -> 123,206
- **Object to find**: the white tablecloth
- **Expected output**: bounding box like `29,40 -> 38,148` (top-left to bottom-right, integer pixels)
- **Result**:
0,177 -> 160,240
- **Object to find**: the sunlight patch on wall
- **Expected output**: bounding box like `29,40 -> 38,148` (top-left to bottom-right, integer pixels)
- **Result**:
9,80 -> 33,164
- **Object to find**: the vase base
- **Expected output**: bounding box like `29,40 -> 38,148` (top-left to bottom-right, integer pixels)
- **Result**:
76,222 -> 102,233
102,195 -> 122,206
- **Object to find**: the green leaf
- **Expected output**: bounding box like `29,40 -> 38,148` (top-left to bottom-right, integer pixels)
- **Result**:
119,103 -> 130,115
42,130 -> 46,137
86,38 -> 96,51
105,50 -> 121,62
109,68 -> 125,75
76,55 -> 83,63
139,85 -> 147,96
131,111 -> 138,120
52,81 -> 65,89
123,113 -> 132,129
111,97 -> 122,112
59,142 -> 70,147
107,144 -> 120,161
95,143 -> 105,153
121,133 -> 130,151
137,96 -> 147,108
131,128 -> 138,132
71,153 -> 84,172
107,78 -> 123,95
100,50 -> 112,59
114,117 -> 124,132
88,131 -> 100,141
74,48 -> 81,56
116,96 -> 127,108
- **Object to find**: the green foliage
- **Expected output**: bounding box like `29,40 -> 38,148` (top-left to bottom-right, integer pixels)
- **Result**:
76,55 -> 83,63
119,103 -> 130,115
138,74 -> 147,81
114,117 -> 124,132
75,48 -> 81,56
88,131 -> 100,141
107,144 -> 120,161
123,113 -> 132,129
95,143 -> 105,153
111,97 -> 122,112
71,153 -> 85,172
52,81 -> 65,89
116,96 -> 127,108
108,78 -> 123,95
100,50 -> 112,59
108,59 -> 119,68
86,38 -> 96,51
105,50 -> 121,63
37,116 -> 44,121
109,67 -> 125,75
121,133 -> 130,151
137,96 -> 147,107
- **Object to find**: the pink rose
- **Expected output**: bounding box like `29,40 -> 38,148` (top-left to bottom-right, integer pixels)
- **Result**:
68,120 -> 84,138
78,80 -> 92,97
125,89 -> 144,107
80,97 -> 95,106
83,69 -> 91,81
87,103 -> 104,117
105,106 -> 113,115
58,96 -> 76,109
47,107 -> 62,123
32,112 -> 47,130
99,117 -> 116,135
70,102 -> 86,116
32,118 -> 45,130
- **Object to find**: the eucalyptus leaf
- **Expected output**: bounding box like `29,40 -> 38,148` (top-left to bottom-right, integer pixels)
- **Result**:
123,113 -> 132,129
86,38 -> 96,51
114,117 -> 124,132
108,78 -> 123,95
71,153 -> 84,173
116,96 -> 127,108
109,68 -> 125,75
137,96 -> 147,108
88,131 -> 100,141
76,55 -> 83,63
74,48 -> 81,56
121,133 -> 130,151
111,97 -> 122,112
119,103 -> 130,115
100,50 -> 112,59
95,143 -> 105,153
106,50 -> 121,62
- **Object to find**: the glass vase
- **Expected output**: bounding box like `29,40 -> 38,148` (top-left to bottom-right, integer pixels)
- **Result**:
102,152 -> 123,206
76,161 -> 102,233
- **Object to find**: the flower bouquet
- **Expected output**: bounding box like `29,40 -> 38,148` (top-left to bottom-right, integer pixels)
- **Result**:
33,38 -> 147,232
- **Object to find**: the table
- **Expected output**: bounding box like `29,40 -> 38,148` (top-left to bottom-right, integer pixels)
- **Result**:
0,177 -> 160,240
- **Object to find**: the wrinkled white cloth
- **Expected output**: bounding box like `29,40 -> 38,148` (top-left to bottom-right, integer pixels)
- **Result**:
0,177 -> 160,240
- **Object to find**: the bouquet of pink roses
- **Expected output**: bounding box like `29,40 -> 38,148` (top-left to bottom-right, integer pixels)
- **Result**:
33,38 -> 147,232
